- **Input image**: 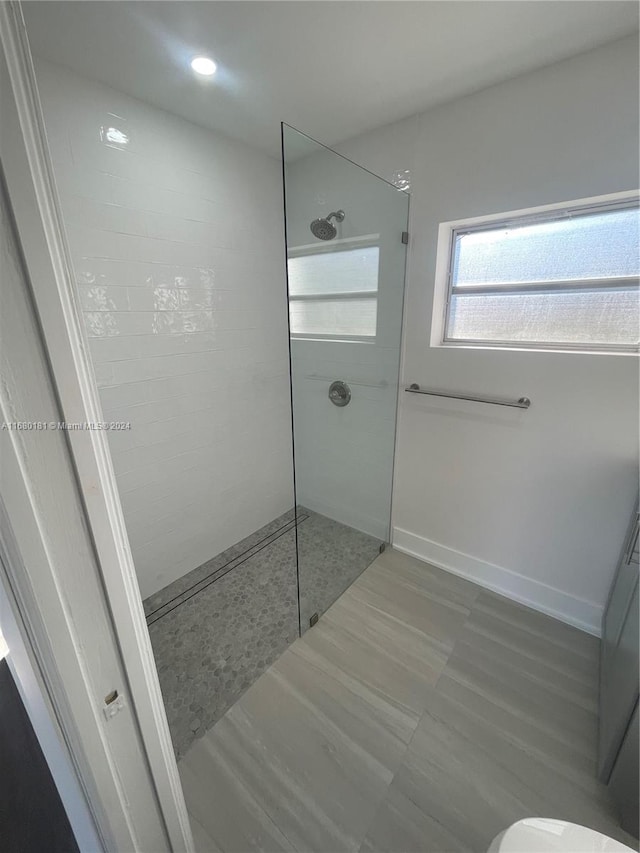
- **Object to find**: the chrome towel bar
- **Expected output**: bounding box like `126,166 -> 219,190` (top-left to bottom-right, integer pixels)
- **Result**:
405,384 -> 531,409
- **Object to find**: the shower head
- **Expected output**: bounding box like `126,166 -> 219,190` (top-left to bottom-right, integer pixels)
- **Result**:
310,210 -> 345,241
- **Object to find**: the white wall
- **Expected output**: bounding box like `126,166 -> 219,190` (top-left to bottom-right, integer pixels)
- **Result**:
35,61 -> 293,599
337,35 -> 640,634
284,139 -> 408,539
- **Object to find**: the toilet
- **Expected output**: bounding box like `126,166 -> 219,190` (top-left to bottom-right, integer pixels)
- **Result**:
488,819 -> 636,853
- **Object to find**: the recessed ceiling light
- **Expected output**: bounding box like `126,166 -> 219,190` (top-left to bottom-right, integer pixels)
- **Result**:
191,56 -> 217,77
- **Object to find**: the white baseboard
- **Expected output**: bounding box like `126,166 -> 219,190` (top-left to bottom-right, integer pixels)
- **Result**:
392,527 -> 602,637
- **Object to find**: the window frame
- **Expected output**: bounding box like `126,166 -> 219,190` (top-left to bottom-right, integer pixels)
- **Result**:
288,234 -> 381,342
432,191 -> 640,354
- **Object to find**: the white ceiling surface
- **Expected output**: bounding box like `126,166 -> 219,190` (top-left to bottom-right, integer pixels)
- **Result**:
24,2 -> 639,158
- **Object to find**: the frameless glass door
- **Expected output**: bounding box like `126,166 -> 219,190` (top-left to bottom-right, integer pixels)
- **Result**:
282,124 -> 409,631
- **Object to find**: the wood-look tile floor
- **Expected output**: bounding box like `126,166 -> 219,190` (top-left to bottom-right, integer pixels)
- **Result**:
179,549 -> 637,853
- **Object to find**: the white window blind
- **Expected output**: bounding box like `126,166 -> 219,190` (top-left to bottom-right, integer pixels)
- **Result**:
442,199 -> 639,351
288,244 -> 380,339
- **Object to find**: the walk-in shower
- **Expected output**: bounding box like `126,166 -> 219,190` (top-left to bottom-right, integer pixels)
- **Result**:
146,127 -> 410,755
26,24 -> 409,758
142,127 -> 410,755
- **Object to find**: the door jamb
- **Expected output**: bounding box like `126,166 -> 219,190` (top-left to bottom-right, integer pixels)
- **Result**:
0,4 -> 193,849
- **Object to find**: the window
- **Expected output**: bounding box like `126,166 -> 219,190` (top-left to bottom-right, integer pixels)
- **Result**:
287,240 -> 380,340
438,195 -> 640,352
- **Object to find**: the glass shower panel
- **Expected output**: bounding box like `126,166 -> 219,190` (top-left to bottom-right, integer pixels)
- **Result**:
282,124 -> 409,631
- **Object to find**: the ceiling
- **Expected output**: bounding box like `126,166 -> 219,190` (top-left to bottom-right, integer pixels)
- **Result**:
24,1 -> 639,158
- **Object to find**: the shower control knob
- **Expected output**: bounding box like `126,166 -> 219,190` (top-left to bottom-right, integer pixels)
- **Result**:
328,380 -> 351,407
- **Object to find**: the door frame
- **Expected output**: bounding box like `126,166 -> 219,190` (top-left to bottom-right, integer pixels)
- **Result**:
0,3 -> 193,849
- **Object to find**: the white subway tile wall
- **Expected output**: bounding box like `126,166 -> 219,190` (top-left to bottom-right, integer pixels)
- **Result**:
35,60 -> 293,598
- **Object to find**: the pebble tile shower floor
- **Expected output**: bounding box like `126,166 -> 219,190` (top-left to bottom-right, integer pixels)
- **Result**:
144,508 -> 381,757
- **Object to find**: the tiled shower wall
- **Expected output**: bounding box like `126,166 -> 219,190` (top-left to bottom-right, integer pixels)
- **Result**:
35,60 -> 293,599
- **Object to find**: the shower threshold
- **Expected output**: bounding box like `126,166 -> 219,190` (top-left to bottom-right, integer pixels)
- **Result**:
144,508 -> 381,758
